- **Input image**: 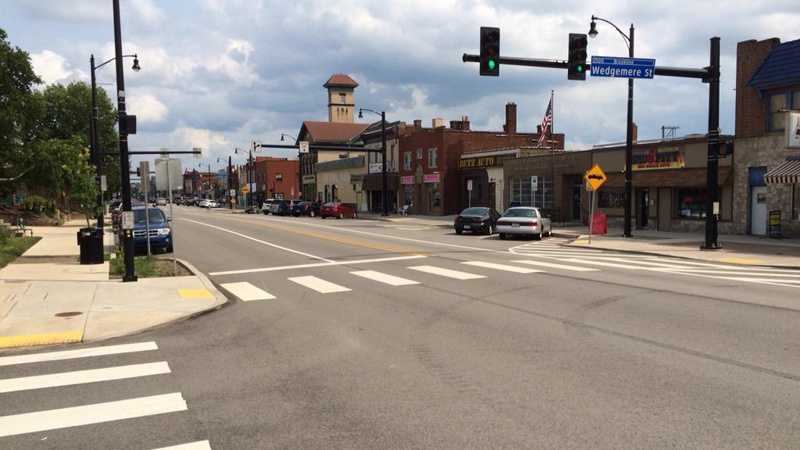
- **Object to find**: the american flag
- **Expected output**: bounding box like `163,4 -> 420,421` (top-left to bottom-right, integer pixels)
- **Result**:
537,92 -> 553,148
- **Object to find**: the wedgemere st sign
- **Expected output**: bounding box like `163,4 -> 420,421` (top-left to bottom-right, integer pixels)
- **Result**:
591,56 -> 655,79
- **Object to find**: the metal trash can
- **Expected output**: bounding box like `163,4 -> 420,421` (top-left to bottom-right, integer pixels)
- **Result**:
77,228 -> 104,265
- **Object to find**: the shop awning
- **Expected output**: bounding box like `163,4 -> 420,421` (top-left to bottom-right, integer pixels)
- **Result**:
605,167 -> 731,189
764,157 -> 800,184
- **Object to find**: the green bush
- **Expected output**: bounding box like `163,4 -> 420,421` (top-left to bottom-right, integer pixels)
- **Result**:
22,195 -> 55,215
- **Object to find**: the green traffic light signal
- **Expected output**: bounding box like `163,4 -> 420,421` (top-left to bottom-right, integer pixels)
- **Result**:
487,58 -> 497,71
577,64 -> 584,73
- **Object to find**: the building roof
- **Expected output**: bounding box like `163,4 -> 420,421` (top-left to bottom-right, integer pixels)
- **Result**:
300,121 -> 369,144
323,74 -> 359,88
748,38 -> 800,91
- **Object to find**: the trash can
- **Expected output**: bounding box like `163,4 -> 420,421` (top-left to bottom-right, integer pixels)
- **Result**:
590,212 -> 608,235
77,228 -> 104,265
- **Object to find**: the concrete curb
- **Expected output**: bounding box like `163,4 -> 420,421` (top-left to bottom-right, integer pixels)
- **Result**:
561,238 -> 800,271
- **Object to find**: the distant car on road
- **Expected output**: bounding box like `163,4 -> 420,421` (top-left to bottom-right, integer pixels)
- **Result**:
292,201 -> 320,217
270,200 -> 292,216
261,199 -> 276,215
454,207 -> 500,235
131,206 -> 173,254
198,199 -> 215,208
496,207 -> 552,240
155,198 -> 167,206
320,202 -> 356,219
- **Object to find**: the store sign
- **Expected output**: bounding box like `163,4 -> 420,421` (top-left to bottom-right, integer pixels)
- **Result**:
400,175 -> 414,185
459,156 -> 497,169
302,174 -> 316,184
787,112 -> 800,149
423,173 -> 440,183
632,147 -> 686,171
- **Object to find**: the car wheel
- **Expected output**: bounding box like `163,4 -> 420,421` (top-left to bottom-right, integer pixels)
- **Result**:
338,213 -> 344,219
534,232 -> 543,240
166,243 -> 173,253
321,215 -> 326,219
455,228 -> 463,235
499,233 -> 506,240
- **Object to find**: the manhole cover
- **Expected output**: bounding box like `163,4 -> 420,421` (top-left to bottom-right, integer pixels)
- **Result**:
55,311 -> 83,318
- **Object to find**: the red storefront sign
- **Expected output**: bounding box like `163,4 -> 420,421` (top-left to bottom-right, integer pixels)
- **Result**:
423,173 -> 440,183
400,175 -> 414,185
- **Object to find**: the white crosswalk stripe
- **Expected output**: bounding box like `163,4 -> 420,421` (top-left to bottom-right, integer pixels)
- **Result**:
288,275 -> 351,293
408,265 -> 486,280
462,261 -> 543,274
350,270 -> 420,286
0,341 -> 210,448
511,260 -> 600,272
220,282 -> 275,302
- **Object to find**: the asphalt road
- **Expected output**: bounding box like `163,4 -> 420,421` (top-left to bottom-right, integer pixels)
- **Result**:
3,206 -> 800,449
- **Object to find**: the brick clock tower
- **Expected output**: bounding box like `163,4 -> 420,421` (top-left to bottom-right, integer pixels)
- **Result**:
324,74 -> 358,123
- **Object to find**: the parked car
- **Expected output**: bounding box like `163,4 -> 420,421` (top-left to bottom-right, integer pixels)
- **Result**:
261,199 -> 276,214
292,201 -> 321,217
198,199 -> 212,208
320,202 -> 356,219
454,206 -> 500,235
496,207 -> 552,240
131,206 -> 173,253
270,199 -> 292,216
155,197 -> 167,206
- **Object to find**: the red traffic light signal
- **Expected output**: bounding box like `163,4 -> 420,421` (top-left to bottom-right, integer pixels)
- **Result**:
480,27 -> 500,76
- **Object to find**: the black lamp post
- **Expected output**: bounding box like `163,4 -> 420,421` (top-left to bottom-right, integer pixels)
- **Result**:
89,52 -> 139,232
589,15 -> 635,238
358,108 -> 389,216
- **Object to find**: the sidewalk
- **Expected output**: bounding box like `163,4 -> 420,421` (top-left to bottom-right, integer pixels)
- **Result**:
0,225 -> 227,349
558,225 -> 800,269
358,213 -> 456,227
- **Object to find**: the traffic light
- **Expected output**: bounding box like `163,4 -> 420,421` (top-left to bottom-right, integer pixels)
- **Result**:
568,33 -> 588,80
480,26 -> 500,76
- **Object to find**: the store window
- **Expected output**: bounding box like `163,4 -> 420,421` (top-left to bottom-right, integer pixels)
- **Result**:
416,148 -> 423,160
768,93 -> 787,132
404,152 -> 412,170
403,185 -> 414,207
508,176 -> 552,209
598,190 -> 625,208
427,183 -> 441,210
676,188 -> 708,219
428,148 -> 438,169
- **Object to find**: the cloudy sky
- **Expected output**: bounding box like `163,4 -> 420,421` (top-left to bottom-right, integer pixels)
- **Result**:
4,0 -> 799,171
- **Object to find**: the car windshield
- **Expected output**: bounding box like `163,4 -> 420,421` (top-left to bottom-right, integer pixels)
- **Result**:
461,207 -> 488,216
503,208 -> 537,218
133,208 -> 166,224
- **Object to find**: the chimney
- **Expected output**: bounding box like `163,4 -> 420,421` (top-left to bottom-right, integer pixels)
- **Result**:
432,118 -> 445,128
414,119 -> 422,129
504,102 -> 517,134
450,120 -> 461,130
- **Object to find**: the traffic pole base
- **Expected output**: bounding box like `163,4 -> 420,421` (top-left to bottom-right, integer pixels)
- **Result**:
699,243 -> 723,251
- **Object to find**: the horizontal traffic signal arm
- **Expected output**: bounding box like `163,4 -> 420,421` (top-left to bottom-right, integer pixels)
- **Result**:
254,143 -> 387,153
462,53 -> 710,79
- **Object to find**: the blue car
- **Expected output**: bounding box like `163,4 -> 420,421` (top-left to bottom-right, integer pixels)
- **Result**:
132,207 -> 173,253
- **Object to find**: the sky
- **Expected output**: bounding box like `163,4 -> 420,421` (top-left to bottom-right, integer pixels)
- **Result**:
4,0 -> 799,172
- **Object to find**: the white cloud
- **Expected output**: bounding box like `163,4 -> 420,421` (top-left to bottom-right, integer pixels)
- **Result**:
128,94 -> 168,123
30,50 -> 84,85
129,0 -> 165,23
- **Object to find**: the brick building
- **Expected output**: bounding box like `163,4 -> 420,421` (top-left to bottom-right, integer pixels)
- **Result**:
253,156 -> 299,203
733,37 -> 800,237
399,103 -> 564,215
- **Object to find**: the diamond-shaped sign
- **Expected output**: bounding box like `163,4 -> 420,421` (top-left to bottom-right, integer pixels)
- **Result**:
584,164 -> 607,191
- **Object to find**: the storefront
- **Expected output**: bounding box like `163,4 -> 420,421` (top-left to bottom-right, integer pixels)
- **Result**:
593,137 -> 734,232
400,168 -> 443,214
458,150 -> 517,213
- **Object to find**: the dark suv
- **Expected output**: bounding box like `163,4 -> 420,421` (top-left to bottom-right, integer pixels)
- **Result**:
131,207 -> 173,253
454,207 -> 500,235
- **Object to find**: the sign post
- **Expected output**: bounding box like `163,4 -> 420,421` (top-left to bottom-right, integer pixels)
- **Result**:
584,165 -> 608,245
467,179 -> 473,207
139,161 -> 151,256
530,176 -> 538,207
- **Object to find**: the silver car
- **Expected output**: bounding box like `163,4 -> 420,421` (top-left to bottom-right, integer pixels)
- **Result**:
496,207 -> 552,240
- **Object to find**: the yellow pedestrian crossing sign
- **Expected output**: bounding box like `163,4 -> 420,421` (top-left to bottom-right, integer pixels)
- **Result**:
584,164 -> 607,191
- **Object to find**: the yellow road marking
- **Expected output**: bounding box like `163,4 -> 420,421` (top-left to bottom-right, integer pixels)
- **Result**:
718,257 -> 765,265
178,288 -> 214,300
0,330 -> 83,349
224,216 -> 425,254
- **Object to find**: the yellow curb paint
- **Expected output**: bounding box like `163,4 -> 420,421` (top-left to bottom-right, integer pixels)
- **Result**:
719,257 -> 765,265
0,330 -> 83,349
573,240 -> 589,244
178,288 -> 214,300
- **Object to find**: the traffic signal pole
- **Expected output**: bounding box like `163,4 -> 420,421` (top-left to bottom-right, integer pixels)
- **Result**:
702,37 -> 721,250
624,24 -> 634,238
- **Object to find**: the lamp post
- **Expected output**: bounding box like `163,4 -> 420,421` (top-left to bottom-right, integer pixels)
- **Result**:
589,15 -> 634,237
89,53 -> 139,231
358,108 -> 389,216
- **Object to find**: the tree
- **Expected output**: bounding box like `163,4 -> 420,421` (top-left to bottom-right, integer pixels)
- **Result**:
0,28 -> 41,194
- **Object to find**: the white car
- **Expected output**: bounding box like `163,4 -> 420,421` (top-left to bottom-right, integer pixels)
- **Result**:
496,207 -> 552,240
198,199 -> 212,208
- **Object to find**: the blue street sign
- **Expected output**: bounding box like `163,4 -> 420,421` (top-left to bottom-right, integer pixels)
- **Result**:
590,56 -> 656,79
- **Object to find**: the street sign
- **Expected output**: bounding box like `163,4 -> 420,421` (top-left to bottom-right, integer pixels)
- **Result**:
299,141 -> 310,154
155,158 -> 182,192
139,161 -> 150,193
467,179 -> 473,192
121,211 -> 134,230
530,176 -> 538,192
100,175 -> 107,192
584,165 -> 607,191
240,185 -> 250,193
590,56 -> 655,79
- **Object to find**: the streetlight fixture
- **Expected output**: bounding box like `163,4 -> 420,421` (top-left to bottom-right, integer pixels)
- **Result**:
89,52 -> 140,233
588,15 -> 635,238
358,108 -> 389,216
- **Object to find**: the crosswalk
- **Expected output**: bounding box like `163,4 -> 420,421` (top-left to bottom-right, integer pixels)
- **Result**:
218,243 -> 800,303
0,341 -> 210,449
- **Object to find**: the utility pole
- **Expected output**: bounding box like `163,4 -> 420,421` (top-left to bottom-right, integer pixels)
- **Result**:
381,111 -> 389,216
113,0 -> 136,282
624,23 -> 635,238
702,37 -> 721,250
228,155 -> 233,209
89,54 -> 103,232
